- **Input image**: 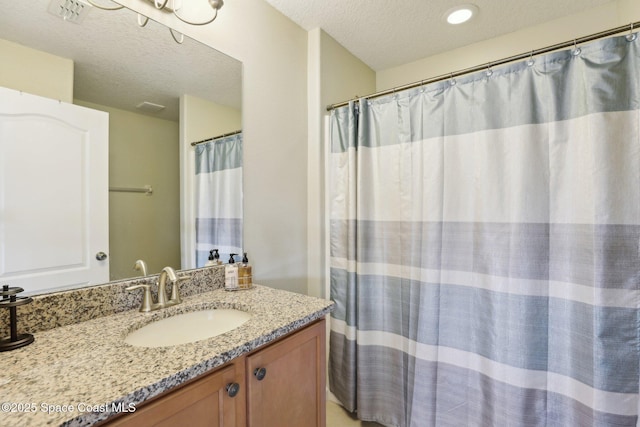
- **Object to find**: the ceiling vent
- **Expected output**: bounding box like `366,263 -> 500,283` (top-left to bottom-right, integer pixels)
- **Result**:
136,101 -> 166,114
48,0 -> 92,24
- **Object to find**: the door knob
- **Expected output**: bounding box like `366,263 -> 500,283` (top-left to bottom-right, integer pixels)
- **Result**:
96,252 -> 108,261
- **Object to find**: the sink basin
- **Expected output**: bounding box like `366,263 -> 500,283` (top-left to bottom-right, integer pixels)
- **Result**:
124,309 -> 252,348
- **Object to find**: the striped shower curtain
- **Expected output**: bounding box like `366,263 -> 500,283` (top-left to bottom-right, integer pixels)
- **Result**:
329,34 -> 640,426
195,133 -> 243,266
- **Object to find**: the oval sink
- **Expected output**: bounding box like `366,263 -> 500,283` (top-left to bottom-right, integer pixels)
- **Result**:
124,309 -> 252,348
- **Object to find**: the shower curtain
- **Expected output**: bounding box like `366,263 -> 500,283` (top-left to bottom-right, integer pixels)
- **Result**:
195,132 -> 243,266
329,34 -> 640,427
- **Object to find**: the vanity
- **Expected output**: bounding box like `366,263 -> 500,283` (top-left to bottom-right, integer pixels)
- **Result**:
104,320 -> 325,427
0,266 -> 334,427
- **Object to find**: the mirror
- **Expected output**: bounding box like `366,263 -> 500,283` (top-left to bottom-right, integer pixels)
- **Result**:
0,0 -> 242,291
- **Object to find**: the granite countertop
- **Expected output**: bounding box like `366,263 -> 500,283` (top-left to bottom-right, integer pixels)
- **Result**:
0,285 -> 334,427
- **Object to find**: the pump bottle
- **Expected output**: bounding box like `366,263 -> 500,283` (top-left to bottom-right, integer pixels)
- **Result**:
224,253 -> 239,291
238,252 -> 252,289
205,249 -> 221,267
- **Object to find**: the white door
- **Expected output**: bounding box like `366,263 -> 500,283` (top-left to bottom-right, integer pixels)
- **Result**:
0,87 -> 109,294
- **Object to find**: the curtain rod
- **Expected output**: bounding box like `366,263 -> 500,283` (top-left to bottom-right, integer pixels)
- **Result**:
190,129 -> 242,147
326,21 -> 640,111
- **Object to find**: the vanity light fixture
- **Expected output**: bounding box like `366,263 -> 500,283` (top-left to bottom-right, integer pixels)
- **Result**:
84,0 -> 223,43
86,0 -> 223,25
84,0 -> 123,10
444,4 -> 478,25
146,0 -> 224,26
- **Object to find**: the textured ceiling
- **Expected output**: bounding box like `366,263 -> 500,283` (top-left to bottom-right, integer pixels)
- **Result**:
0,0 -> 242,121
264,0 -> 615,71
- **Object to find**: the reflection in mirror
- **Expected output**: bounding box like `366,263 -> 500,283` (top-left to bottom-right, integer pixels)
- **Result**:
0,0 -> 242,293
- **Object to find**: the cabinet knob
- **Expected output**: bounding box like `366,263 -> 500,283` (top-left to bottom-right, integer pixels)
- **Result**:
226,382 -> 240,397
253,367 -> 267,381
96,252 -> 108,261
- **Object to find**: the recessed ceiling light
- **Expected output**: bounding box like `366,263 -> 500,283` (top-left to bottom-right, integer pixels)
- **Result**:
444,4 -> 478,25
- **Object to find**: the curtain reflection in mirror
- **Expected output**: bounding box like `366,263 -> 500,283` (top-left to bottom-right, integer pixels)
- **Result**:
195,132 -> 243,266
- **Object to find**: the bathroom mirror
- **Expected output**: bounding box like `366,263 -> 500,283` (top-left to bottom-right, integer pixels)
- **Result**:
0,0 -> 242,292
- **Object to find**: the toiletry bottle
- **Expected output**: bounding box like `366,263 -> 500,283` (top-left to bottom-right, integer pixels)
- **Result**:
224,253 -> 239,291
213,249 -> 221,265
205,250 -> 217,267
238,252 -> 252,290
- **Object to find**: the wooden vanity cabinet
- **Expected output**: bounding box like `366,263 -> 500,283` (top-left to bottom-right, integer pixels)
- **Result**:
246,319 -> 326,427
103,359 -> 246,427
100,318 -> 325,427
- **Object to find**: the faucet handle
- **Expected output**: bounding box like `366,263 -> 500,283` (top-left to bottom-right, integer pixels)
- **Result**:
156,279 -> 169,306
126,284 -> 153,312
169,284 -> 182,305
168,276 -> 190,305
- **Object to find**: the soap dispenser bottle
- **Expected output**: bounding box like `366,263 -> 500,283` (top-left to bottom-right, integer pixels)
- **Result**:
205,249 -> 221,266
205,249 -> 217,267
238,252 -> 252,290
224,253 -> 239,291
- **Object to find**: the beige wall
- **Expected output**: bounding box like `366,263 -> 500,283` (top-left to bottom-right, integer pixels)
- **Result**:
319,30 -> 377,108
182,94 -> 241,142
377,0 -> 640,91
75,100 -> 181,280
0,38 -> 73,103
180,94 -> 242,269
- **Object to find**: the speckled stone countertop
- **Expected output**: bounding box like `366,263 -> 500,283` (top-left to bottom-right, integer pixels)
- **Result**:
0,285 -> 334,427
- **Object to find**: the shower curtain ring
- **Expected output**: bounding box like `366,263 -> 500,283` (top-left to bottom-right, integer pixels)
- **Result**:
527,50 -> 535,67
485,63 -> 493,77
572,39 -> 581,56
626,23 -> 637,42
449,73 -> 456,86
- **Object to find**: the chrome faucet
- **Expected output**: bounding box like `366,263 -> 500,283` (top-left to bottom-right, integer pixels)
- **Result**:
126,266 -> 189,312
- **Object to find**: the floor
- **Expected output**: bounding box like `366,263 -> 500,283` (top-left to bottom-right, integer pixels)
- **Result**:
327,401 -> 385,427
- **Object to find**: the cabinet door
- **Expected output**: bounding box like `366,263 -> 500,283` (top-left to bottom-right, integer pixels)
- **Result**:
104,361 -> 246,427
246,319 -> 326,427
